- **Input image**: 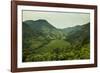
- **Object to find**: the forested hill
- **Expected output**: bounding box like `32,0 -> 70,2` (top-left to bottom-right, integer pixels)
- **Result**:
64,22 -> 90,44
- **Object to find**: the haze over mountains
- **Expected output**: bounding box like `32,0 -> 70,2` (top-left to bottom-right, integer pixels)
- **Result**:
22,19 -> 90,62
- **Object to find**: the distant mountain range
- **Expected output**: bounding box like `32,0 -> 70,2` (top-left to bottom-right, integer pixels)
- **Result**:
22,19 -> 90,62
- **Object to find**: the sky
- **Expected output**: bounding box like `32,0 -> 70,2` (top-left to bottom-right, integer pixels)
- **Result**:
22,10 -> 90,29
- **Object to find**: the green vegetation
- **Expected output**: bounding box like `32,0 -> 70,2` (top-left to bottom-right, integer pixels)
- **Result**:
22,19 -> 90,62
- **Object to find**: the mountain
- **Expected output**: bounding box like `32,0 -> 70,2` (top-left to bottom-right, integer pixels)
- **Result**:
22,19 -> 65,61
62,25 -> 82,36
23,19 -> 65,40
64,22 -> 90,44
22,19 -> 90,62
24,19 -> 56,30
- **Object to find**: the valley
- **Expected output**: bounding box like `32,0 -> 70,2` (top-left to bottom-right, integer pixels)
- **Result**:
22,19 -> 90,62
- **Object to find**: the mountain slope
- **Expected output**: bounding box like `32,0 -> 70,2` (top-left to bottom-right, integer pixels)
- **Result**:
23,19 -> 65,39
64,22 -> 90,44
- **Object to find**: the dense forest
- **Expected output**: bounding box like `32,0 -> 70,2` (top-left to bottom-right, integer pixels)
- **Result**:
22,19 -> 90,62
